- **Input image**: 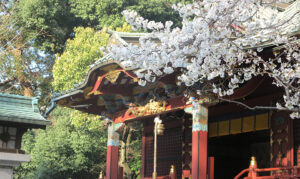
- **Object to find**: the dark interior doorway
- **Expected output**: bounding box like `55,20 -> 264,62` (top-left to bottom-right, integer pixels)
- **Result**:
208,130 -> 270,179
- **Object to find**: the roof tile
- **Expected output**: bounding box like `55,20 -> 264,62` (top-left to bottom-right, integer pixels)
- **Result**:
0,93 -> 51,126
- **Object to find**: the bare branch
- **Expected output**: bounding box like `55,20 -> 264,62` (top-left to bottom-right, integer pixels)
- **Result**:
219,97 -> 300,112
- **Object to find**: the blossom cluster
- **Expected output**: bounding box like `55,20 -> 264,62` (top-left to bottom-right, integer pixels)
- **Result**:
109,0 -> 300,118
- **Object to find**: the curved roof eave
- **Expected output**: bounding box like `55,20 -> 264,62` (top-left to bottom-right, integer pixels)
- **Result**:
51,29 -> 149,102
52,55 -> 133,101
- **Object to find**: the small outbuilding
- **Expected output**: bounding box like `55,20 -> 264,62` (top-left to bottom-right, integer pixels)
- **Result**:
0,93 -> 51,179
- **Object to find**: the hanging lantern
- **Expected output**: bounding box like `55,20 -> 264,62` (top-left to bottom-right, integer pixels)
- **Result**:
153,116 -> 164,179
157,123 -> 164,135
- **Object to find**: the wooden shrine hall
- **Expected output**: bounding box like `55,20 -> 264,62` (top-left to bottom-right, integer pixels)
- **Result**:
46,14 -> 300,179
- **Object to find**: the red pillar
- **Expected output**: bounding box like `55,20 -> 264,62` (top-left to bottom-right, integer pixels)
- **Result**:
191,102 -> 208,179
208,157 -> 215,179
106,124 -> 119,179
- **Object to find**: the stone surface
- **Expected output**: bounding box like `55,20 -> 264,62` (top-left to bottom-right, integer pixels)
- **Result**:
0,167 -> 13,179
0,152 -> 30,167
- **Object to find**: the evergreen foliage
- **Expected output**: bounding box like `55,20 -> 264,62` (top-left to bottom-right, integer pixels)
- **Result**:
14,107 -> 107,179
52,27 -> 109,92
14,0 -> 190,53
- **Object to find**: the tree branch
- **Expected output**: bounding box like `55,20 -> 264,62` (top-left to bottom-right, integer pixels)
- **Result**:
219,97 -> 300,112
0,77 -> 15,86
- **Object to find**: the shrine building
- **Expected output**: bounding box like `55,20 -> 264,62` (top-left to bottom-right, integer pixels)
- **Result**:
45,2 -> 300,178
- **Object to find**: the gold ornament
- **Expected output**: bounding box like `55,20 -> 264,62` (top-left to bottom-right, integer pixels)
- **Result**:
105,70 -> 121,84
126,100 -> 167,117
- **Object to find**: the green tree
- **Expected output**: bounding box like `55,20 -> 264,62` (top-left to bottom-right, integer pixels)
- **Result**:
69,0 -> 131,29
14,0 -> 190,54
0,0 -> 54,101
14,107 -> 108,179
128,0 -> 192,29
52,27 -> 109,92
70,0 -> 192,30
14,0 -> 79,53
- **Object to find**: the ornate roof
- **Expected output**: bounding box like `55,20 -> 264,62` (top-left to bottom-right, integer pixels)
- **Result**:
45,2 -> 300,120
0,93 -> 51,126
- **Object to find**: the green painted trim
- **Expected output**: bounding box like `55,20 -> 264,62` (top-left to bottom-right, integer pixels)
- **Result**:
184,106 -> 193,114
114,123 -> 124,132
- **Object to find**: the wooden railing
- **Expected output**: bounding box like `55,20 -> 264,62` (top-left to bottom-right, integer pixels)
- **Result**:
234,157 -> 300,179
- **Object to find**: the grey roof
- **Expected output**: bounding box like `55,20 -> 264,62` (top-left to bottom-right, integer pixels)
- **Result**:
0,93 -> 51,126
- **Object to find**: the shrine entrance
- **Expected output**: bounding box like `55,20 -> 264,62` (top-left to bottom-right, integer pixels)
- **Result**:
208,130 -> 270,179
141,112 -> 185,178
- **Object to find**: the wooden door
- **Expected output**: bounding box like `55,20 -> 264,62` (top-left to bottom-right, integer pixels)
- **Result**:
270,111 -> 294,167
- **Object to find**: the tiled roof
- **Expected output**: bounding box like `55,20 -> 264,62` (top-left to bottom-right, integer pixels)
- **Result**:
0,93 -> 51,126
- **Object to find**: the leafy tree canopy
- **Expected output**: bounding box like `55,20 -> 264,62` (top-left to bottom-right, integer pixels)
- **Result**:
52,27 -> 109,92
0,0 -> 54,102
14,0 -> 79,53
69,0 -> 131,28
14,107 -> 107,179
70,0 -> 192,29
128,0 -> 191,29
14,0 -> 190,53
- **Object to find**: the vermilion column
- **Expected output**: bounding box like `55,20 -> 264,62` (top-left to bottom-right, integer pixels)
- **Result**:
106,124 -> 119,179
191,101 -> 208,179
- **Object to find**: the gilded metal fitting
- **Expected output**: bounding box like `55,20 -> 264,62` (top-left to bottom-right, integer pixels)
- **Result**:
250,156 -> 257,166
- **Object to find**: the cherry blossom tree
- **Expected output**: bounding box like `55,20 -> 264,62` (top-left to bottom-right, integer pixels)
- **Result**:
108,0 -> 300,118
